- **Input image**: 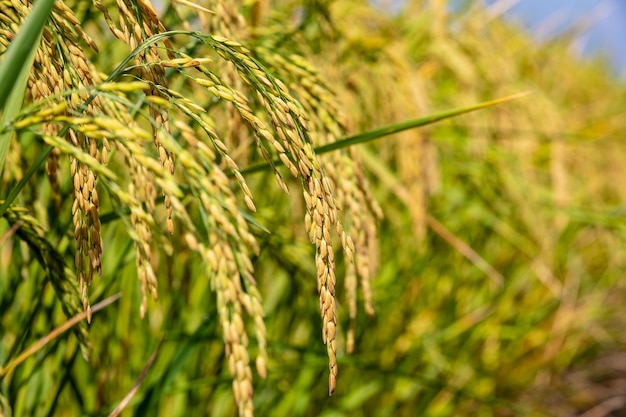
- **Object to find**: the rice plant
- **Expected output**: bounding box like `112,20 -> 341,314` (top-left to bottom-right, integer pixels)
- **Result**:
2,0 -> 625,416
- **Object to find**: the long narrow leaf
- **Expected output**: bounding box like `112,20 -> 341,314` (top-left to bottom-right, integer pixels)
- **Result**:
0,0 -> 55,110
239,92 -> 530,176
0,0 -> 56,173
0,56 -> 37,174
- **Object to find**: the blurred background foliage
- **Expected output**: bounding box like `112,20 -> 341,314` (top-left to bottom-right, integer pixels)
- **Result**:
2,0 -> 626,416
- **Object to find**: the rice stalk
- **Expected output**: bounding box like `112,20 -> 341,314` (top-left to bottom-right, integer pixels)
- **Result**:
1,0 -> 369,405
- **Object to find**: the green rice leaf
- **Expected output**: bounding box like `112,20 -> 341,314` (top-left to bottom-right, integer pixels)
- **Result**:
0,0 -> 55,110
239,92 -> 531,176
0,0 -> 55,173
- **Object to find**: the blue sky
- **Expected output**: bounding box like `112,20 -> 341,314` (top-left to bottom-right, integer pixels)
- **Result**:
485,0 -> 626,79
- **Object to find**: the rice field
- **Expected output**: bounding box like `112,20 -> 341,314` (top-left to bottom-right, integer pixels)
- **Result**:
1,1 -> 625,416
